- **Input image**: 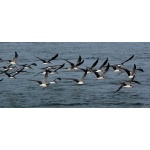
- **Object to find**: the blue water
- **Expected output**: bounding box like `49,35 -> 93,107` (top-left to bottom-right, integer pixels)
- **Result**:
0,42 -> 150,108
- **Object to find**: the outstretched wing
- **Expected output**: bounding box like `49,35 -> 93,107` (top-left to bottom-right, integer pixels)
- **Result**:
121,67 -> 130,76
76,55 -> 82,64
102,63 -> 110,76
132,81 -> 141,84
63,78 -> 79,83
121,55 -> 134,65
76,60 -> 84,67
90,58 -> 99,69
65,60 -> 75,67
28,79 -> 42,85
36,56 -> 46,63
31,71 -> 43,79
55,63 -> 65,71
132,64 -> 136,74
81,69 -> 88,81
115,85 -> 123,93
93,71 -> 100,78
99,57 -> 108,69
48,54 -> 58,62
136,68 -> 144,72
13,52 -> 18,61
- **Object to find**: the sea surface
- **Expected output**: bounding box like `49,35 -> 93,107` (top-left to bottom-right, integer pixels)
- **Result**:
0,42 -> 150,108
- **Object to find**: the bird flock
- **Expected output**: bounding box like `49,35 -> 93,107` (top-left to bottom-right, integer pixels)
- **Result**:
0,52 -> 144,93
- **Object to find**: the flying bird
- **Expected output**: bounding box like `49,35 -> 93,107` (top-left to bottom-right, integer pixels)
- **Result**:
63,69 -> 88,85
36,54 -> 58,64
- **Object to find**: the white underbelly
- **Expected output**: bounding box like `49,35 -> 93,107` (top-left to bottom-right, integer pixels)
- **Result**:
97,76 -> 104,79
78,81 -> 84,84
96,70 -> 102,73
40,84 -> 47,87
10,62 -> 16,65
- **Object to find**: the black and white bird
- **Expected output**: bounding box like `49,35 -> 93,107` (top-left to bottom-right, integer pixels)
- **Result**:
5,52 -> 18,65
65,55 -> 84,70
118,64 -> 144,79
115,75 -> 141,93
29,69 -> 50,87
0,64 -> 16,73
63,69 -> 88,85
36,54 -> 58,64
110,55 -> 134,72
4,67 -> 26,79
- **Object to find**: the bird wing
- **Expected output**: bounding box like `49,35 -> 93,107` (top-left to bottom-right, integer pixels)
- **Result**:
31,71 -> 43,79
132,64 -> 136,74
99,58 -> 108,69
63,78 -> 79,83
121,55 -> 134,65
81,69 -> 87,81
90,58 -> 99,69
93,71 -> 100,78
4,72 -> 11,78
109,65 -> 116,70
36,56 -> 46,63
55,63 -> 65,71
76,55 -> 82,64
65,60 -> 75,67
115,85 -> 124,93
48,54 -> 58,62
76,60 -> 84,67
132,81 -> 141,84
102,63 -> 110,76
28,79 -> 42,84
30,63 -> 37,66
136,68 -> 144,72
121,67 -> 130,76
12,52 -> 18,61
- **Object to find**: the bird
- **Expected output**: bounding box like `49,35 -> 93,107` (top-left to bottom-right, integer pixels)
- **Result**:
93,63 -> 110,79
117,64 -> 136,78
63,69 -> 88,85
64,55 -> 84,70
5,52 -> 18,65
117,64 -> 144,79
2,64 -> 16,71
115,75 -> 141,93
28,69 -> 50,87
35,54 -> 58,64
4,67 -> 27,79
110,55 -> 134,72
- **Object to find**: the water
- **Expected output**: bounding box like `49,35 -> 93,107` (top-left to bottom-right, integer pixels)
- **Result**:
0,42 -> 150,108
